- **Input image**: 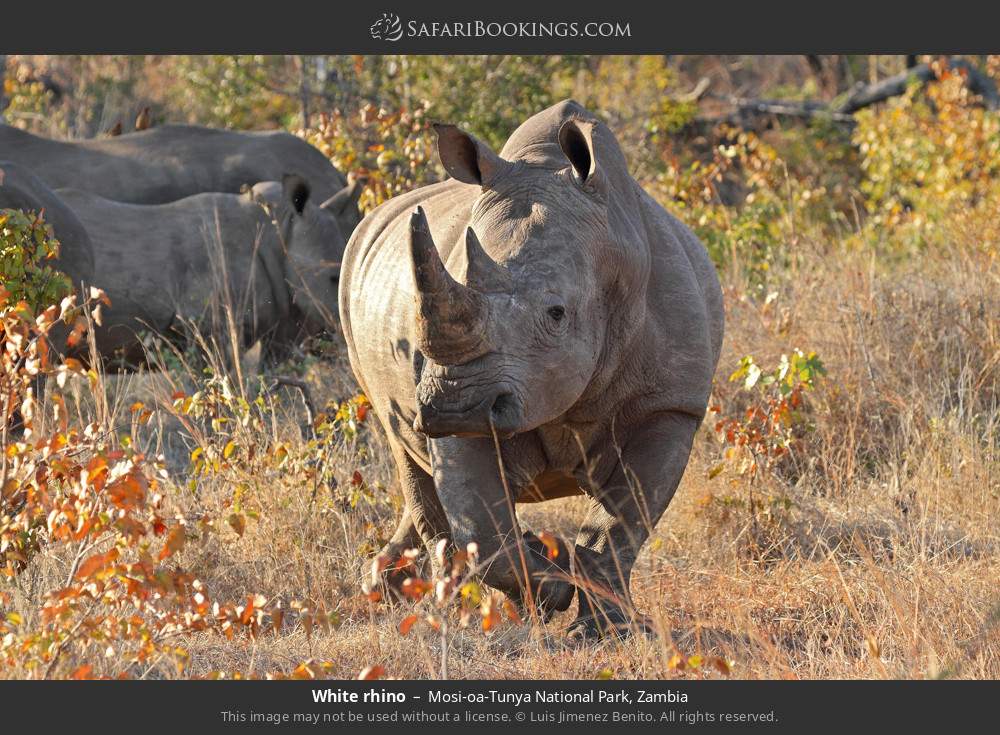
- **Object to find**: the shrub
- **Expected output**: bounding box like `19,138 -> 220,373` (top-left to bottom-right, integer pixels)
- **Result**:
0,209 -> 72,314
299,102 -> 441,214
853,61 -> 1000,247
705,350 -> 826,561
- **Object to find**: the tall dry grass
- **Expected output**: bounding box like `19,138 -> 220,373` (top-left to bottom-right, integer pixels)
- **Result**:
4,208 -> 996,680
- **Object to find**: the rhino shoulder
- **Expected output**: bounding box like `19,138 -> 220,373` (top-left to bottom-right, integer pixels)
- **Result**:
632,191 -> 725,398
346,179 -> 469,260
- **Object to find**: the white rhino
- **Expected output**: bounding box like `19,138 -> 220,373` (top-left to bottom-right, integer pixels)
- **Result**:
0,124 -> 362,240
339,100 -> 724,639
57,175 -> 353,362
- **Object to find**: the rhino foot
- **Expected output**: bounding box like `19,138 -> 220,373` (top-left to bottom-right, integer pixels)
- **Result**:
566,609 -> 632,643
505,532 -> 575,619
565,607 -> 653,643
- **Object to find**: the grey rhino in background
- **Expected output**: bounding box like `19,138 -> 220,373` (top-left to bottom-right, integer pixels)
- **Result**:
0,159 -> 96,301
0,124 -> 364,240
340,100 -> 724,639
57,174 -> 348,362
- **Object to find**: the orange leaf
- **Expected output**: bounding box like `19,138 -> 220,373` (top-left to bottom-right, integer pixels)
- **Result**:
398,614 -> 419,636
76,549 -> 119,581
401,577 -> 431,601
159,526 -> 185,561
502,599 -> 522,624
537,531 -> 560,560
481,596 -> 501,632
357,665 -> 384,680
711,656 -> 732,675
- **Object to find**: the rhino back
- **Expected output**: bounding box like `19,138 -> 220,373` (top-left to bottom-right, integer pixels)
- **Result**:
0,126 -> 192,203
0,124 -> 348,206
85,126 -> 347,202
58,189 -> 276,350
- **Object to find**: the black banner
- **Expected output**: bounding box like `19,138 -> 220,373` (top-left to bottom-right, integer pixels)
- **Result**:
2,1 -> 999,54
0,679 -> 992,732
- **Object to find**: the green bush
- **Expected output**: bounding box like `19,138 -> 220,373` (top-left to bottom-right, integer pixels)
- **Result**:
0,208 -> 72,314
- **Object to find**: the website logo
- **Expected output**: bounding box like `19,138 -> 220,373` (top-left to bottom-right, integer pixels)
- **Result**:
370,12 -> 404,41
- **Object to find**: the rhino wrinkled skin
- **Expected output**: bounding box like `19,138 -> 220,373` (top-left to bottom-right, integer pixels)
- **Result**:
0,124 -> 362,240
340,100 -> 724,638
57,175 -> 354,361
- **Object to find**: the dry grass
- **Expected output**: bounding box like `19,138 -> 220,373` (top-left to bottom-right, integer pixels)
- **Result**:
4,219 -> 999,682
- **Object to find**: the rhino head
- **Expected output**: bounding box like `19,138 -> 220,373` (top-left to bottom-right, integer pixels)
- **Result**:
411,102 -> 649,439
255,174 -> 362,335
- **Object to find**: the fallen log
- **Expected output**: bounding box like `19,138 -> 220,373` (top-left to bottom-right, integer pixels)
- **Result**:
688,57 -> 999,133
691,95 -> 856,132
836,58 -> 1000,113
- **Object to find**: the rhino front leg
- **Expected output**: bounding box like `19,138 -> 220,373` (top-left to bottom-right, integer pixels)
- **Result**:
570,411 -> 700,640
377,440 -> 451,589
429,436 -> 574,615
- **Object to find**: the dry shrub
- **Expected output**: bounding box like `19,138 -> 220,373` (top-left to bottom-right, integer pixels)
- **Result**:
298,103 -> 441,214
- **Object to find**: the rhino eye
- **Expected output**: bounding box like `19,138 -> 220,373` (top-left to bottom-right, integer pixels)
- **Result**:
547,305 -> 566,322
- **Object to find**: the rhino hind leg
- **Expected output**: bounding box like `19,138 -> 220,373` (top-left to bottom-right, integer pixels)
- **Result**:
568,412 -> 701,641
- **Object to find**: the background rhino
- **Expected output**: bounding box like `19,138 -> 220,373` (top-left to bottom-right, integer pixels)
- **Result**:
57,174 -> 348,362
0,160 -> 95,295
0,124 -> 363,240
340,100 -> 724,639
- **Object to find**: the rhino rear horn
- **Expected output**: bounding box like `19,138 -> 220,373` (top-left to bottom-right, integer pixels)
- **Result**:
464,227 -> 512,293
409,207 -> 489,364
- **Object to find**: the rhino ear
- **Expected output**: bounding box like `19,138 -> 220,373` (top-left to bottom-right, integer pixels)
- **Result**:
558,119 -> 599,188
434,123 -> 510,187
320,177 -> 364,216
282,174 -> 311,215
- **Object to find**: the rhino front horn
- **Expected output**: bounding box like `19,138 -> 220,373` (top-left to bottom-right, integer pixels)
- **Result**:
409,207 -> 489,365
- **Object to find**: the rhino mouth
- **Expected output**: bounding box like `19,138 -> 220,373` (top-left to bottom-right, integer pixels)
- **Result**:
413,387 -> 523,439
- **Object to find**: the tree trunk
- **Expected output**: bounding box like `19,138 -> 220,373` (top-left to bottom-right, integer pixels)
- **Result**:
0,55 -> 7,123
298,55 -> 312,129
